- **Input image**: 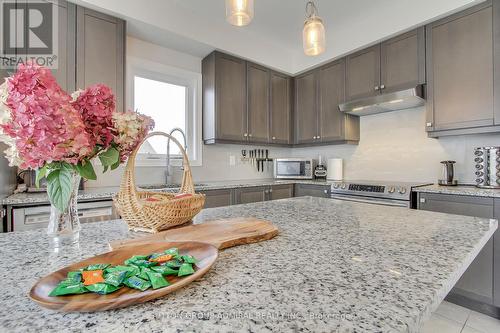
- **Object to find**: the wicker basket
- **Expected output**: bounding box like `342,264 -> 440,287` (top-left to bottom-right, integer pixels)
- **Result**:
113,131 -> 205,233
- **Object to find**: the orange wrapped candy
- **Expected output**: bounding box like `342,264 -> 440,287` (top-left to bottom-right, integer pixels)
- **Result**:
82,270 -> 105,286
148,254 -> 173,264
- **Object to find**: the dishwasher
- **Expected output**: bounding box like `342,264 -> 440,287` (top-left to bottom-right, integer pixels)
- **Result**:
10,200 -> 120,232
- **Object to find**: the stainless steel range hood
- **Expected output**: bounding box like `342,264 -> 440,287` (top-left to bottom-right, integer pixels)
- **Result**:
339,85 -> 425,116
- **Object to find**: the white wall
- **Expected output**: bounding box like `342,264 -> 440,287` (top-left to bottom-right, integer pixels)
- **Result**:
291,107 -> 500,184
86,37 -> 500,188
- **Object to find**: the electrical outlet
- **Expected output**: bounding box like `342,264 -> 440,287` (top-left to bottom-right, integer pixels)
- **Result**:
229,155 -> 236,166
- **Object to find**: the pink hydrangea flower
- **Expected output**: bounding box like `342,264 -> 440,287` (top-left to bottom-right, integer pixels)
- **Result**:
0,63 -> 92,169
112,110 -> 154,162
71,84 -> 115,148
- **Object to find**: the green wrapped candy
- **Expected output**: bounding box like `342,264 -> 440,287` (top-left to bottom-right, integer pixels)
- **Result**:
178,263 -> 195,277
124,255 -> 149,265
65,271 -> 82,283
129,259 -> 157,268
180,255 -> 198,264
164,248 -> 179,257
84,263 -> 110,271
151,265 -> 178,276
104,270 -> 128,287
85,283 -> 121,295
124,276 -> 151,291
138,267 -> 152,280
49,282 -> 87,296
145,270 -> 170,289
165,259 -> 183,269
105,265 -> 139,278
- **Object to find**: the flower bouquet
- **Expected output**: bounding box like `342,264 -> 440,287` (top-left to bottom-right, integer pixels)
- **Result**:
0,63 -> 153,249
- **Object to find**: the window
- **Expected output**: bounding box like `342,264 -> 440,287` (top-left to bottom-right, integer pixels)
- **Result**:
128,58 -> 202,166
134,76 -> 186,156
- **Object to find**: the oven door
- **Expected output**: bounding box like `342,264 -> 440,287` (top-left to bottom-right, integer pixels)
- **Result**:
330,194 -> 410,208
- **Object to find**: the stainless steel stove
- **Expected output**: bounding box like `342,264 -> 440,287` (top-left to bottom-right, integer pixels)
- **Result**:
330,180 -> 431,208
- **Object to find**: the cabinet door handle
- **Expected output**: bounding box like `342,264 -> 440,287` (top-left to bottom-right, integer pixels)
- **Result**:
272,136 -> 276,140
269,189 -> 273,193
380,84 -> 385,90
243,133 -> 248,137
248,134 -> 252,137
426,122 -> 432,127
419,198 -> 426,203
317,136 -> 321,139
313,136 -> 316,139
374,86 -> 380,91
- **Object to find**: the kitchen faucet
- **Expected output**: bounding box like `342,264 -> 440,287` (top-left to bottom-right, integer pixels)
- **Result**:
166,127 -> 187,185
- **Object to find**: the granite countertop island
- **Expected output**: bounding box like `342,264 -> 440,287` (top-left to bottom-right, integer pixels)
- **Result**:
0,197 -> 496,332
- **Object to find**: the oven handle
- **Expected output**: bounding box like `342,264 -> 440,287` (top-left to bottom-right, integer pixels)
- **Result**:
330,194 -> 409,207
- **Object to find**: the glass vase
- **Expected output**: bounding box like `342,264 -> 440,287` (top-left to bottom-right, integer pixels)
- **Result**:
47,172 -> 81,251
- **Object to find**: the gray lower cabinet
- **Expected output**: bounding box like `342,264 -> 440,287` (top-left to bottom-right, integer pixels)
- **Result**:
200,189 -> 232,208
426,0 -> 500,137
269,184 -> 294,200
294,184 -> 330,198
234,186 -> 267,205
76,6 -> 125,112
418,192 -> 499,315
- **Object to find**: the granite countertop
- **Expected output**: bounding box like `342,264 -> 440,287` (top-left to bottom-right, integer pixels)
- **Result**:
1,179 -> 333,206
0,197 -> 496,332
413,184 -> 500,198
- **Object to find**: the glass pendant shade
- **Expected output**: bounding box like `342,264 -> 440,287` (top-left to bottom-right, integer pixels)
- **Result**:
226,0 -> 254,26
303,16 -> 326,56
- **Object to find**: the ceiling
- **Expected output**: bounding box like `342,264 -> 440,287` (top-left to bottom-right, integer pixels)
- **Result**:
71,0 -> 484,74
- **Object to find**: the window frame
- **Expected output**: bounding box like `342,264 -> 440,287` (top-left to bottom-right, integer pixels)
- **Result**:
127,56 -> 202,167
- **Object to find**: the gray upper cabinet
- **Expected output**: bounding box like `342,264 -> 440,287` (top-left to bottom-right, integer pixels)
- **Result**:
295,71 -> 318,144
346,45 -> 381,101
426,1 -> 500,136
247,63 -> 270,143
381,28 -> 425,93
76,6 -> 125,112
203,52 -> 247,143
270,72 -> 292,144
295,61 -> 360,145
319,59 -> 359,142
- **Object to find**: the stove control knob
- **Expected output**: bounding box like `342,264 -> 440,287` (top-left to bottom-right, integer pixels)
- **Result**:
388,186 -> 396,193
341,183 -> 347,189
398,187 -> 407,194
333,183 -> 340,189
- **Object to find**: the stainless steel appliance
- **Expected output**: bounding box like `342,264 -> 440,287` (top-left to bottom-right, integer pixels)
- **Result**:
274,158 -> 315,179
339,85 -> 425,116
330,180 -> 431,208
474,146 -> 500,188
438,160 -> 458,186
10,200 -> 119,232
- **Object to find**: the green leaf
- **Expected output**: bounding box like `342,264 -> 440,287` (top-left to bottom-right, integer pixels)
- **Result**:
103,165 -> 109,173
35,165 -> 48,188
46,168 -> 73,212
75,160 -> 97,180
99,147 -> 119,167
110,159 -> 120,171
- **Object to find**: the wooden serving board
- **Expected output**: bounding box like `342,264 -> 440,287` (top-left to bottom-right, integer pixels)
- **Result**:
29,241 -> 218,312
109,217 -> 279,251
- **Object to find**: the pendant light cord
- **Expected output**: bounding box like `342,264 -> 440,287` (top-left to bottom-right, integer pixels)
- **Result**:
305,0 -> 318,19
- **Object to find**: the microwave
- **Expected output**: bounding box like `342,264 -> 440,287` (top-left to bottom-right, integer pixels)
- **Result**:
274,158 -> 315,179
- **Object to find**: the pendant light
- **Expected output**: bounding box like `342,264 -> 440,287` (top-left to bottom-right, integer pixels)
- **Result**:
225,0 -> 254,27
303,1 -> 326,56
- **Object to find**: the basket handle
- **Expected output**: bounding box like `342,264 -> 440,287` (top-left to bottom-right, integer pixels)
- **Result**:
120,131 -> 195,195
